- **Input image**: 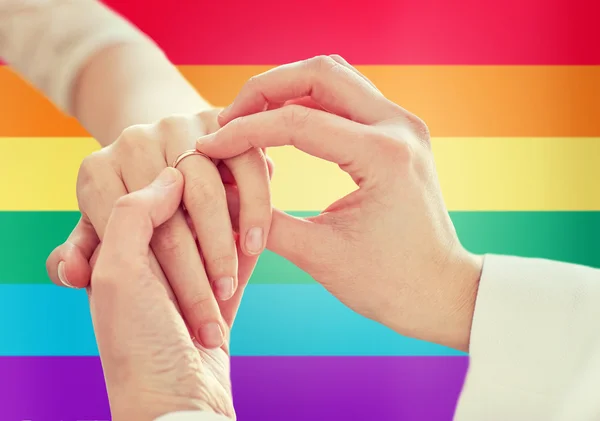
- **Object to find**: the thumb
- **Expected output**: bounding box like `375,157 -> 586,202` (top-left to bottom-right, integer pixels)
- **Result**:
99,168 -> 184,264
266,209 -> 331,271
46,215 -> 99,289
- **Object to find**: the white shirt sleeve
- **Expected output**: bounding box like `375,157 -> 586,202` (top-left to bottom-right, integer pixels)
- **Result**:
455,254 -> 600,421
0,0 -> 154,114
155,411 -> 232,421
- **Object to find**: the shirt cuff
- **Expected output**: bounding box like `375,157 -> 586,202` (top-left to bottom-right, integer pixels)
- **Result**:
455,254 -> 600,420
155,410 -> 232,421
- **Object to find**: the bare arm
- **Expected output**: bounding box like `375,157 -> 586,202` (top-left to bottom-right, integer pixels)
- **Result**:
72,42 -> 211,144
0,0 -> 211,145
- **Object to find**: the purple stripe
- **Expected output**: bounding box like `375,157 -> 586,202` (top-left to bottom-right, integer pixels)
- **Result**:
0,356 -> 468,421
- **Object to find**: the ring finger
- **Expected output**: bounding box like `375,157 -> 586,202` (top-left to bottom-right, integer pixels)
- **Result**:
176,154 -> 238,302
116,128 -> 227,349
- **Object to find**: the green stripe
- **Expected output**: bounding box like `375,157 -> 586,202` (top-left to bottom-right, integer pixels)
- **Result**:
2,211 -> 599,284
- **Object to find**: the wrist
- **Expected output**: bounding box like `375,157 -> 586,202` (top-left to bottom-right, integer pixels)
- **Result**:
437,250 -> 482,352
381,246 -> 482,353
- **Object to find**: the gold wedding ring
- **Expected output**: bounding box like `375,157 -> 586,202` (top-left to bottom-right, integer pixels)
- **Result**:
171,149 -> 212,169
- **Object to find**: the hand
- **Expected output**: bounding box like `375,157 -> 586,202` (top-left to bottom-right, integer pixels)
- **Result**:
196,56 -> 483,352
47,109 -> 273,347
90,168 -> 235,421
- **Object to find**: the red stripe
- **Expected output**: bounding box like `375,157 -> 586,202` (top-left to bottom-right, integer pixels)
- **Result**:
101,0 -> 600,64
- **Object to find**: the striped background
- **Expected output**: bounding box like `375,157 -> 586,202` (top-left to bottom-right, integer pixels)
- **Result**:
1,0 -> 599,419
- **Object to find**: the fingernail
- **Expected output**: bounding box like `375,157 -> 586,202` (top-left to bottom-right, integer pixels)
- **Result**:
219,103 -> 233,119
215,276 -> 234,300
196,133 -> 215,145
154,167 -> 178,186
245,227 -> 264,255
198,323 -> 224,348
57,261 -> 74,288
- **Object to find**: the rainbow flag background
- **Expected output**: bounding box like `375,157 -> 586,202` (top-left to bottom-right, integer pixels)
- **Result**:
1,0 -> 599,419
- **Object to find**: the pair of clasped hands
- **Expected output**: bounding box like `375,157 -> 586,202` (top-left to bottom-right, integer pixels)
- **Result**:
45,56 -> 483,420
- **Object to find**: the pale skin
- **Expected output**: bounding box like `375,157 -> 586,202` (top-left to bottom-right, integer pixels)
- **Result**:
90,167 -> 236,420
90,55 -> 483,420
45,43 -> 273,348
197,55 -> 483,352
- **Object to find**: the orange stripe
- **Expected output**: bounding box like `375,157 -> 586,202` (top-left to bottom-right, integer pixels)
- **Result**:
2,65 -> 599,137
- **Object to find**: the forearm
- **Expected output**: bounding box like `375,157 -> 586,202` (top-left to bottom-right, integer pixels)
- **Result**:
72,42 -> 211,145
0,0 -> 212,146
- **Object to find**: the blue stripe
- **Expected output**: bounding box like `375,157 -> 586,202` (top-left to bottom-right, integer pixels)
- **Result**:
0,285 -> 464,356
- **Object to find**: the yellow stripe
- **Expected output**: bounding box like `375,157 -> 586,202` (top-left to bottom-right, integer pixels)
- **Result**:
1,137 -> 598,211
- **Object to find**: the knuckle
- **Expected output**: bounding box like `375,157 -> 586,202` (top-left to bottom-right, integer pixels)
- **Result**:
309,55 -> 339,73
241,192 -> 272,220
115,124 -> 153,156
372,131 -> 414,165
185,293 -> 216,316
196,109 -> 221,133
77,150 -> 110,198
228,148 -> 267,173
157,114 -> 190,137
242,203 -> 272,229
205,253 -> 237,273
185,178 -> 223,211
408,114 -> 431,144
228,115 -> 247,132
119,124 -> 149,142
282,105 -> 313,132
78,152 -> 103,181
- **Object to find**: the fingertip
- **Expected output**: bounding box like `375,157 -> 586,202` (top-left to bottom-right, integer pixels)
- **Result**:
197,322 -> 225,349
244,226 -> 265,256
168,165 -> 182,178
214,276 -> 236,301
46,245 -> 63,283
195,133 -> 216,152
168,167 -> 185,193
217,112 -> 228,127
46,245 -> 77,288
217,104 -> 233,125
140,167 -> 185,229
57,261 -> 74,288
51,249 -> 92,289
154,166 -> 183,187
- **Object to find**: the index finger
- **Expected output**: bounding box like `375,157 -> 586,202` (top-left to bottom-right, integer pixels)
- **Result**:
197,106 -> 375,185
218,55 -> 400,126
